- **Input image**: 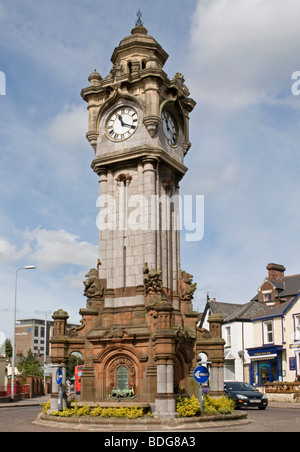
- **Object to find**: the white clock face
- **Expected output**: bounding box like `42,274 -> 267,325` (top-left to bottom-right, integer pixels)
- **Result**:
162,111 -> 177,146
107,107 -> 138,141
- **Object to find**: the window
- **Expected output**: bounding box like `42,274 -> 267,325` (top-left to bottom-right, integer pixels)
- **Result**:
264,321 -> 273,344
295,315 -> 300,341
263,292 -> 272,302
225,327 -> 231,347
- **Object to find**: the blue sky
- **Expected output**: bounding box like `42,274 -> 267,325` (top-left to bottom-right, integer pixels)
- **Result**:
1,0 -> 300,340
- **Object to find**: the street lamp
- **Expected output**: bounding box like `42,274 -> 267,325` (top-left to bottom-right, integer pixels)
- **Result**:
11,266 -> 36,401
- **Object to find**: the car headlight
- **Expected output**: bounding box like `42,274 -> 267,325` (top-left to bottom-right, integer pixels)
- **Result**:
236,394 -> 248,400
262,395 -> 268,400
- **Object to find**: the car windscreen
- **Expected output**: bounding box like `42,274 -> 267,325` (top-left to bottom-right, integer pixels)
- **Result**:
226,382 -> 257,392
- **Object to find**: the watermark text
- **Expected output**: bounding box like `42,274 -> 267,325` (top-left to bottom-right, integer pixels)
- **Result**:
0,71 -> 6,96
96,193 -> 204,242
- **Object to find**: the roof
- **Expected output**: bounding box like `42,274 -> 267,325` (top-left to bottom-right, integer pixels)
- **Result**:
200,300 -> 271,326
224,301 -> 271,322
252,273 -> 300,301
252,293 -> 300,322
207,301 -> 243,319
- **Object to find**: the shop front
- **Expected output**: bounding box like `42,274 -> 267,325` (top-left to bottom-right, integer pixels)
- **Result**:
247,346 -> 283,387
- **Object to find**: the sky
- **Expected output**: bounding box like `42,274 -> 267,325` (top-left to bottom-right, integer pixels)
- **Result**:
1,0 -> 300,341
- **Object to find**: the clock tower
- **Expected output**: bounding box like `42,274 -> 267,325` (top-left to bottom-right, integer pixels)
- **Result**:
50,15 -> 225,418
81,19 -> 196,300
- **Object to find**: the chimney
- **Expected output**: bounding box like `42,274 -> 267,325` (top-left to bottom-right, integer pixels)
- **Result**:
267,263 -> 286,281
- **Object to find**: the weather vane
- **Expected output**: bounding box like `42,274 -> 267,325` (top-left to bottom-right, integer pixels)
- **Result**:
136,9 -> 143,26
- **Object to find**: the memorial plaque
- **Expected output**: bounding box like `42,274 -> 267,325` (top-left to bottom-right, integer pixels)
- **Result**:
116,366 -> 129,390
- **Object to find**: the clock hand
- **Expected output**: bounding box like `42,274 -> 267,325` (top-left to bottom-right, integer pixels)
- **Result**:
118,115 -> 136,129
164,118 -> 170,132
118,115 -> 125,127
122,122 -> 136,129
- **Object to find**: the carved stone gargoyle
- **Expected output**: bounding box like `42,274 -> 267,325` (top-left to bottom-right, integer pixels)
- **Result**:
178,270 -> 197,302
83,268 -> 104,300
143,263 -> 163,295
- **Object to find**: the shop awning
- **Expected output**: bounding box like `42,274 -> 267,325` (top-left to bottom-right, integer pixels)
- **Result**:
250,354 -> 277,361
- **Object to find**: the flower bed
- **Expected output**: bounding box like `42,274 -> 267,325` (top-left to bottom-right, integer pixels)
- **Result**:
176,395 -> 235,417
43,394 -> 235,419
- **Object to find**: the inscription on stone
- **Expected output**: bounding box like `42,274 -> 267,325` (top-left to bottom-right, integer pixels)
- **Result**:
116,366 -> 129,390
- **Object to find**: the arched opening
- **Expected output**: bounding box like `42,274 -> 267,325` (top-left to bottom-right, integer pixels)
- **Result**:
67,351 -> 83,394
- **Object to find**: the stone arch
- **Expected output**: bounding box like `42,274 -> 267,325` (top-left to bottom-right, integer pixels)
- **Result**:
108,357 -> 136,397
96,347 -> 140,399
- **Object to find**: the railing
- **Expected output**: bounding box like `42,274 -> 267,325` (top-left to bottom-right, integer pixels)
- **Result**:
264,382 -> 300,394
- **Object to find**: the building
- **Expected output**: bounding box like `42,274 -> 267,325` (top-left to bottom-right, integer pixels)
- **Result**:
15,319 -> 77,360
248,293 -> 300,386
50,16 -> 225,417
200,299 -> 270,382
252,263 -> 300,306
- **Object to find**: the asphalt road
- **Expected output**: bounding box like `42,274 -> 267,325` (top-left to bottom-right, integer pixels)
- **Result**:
0,405 -> 299,433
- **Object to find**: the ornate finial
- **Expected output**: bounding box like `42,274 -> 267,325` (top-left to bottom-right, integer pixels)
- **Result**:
136,9 -> 143,26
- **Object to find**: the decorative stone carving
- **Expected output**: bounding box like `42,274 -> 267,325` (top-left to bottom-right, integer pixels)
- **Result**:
109,358 -> 136,398
143,115 -> 161,137
101,326 -> 128,339
178,270 -> 197,302
176,326 -> 194,342
83,268 -> 104,300
143,263 -> 163,295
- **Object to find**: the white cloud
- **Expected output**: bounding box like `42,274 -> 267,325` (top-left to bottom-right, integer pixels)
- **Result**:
0,237 -> 29,263
189,0 -> 300,108
47,104 -> 87,149
23,228 -> 98,271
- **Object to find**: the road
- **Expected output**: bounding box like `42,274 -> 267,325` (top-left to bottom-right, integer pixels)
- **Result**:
0,405 -> 299,432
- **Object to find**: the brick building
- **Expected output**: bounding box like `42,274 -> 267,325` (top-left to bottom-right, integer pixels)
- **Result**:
252,263 -> 300,306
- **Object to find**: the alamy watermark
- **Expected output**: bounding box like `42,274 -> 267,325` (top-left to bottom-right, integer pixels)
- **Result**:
291,71 -> 300,96
96,191 -> 204,242
0,71 -> 6,96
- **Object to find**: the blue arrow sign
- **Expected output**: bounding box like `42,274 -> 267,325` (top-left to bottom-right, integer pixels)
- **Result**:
56,367 -> 63,385
193,366 -> 210,384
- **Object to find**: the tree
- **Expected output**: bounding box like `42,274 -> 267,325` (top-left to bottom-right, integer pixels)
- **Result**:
1,338 -> 12,357
17,350 -> 43,379
5,339 -> 12,358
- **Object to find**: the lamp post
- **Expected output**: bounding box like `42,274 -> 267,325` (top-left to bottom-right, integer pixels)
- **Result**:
11,266 -> 36,401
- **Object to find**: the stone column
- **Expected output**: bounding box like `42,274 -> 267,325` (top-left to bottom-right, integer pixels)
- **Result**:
153,300 -> 177,418
50,309 -> 69,412
142,157 -> 158,273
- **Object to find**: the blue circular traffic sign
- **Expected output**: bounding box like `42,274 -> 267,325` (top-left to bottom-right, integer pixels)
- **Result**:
193,366 -> 210,384
56,367 -> 63,385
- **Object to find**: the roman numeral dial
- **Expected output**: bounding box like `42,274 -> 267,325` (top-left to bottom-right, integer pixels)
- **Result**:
106,107 -> 138,141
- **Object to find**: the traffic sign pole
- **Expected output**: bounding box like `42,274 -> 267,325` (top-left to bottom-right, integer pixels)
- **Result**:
199,384 -> 204,410
55,367 -> 64,412
193,365 -> 210,411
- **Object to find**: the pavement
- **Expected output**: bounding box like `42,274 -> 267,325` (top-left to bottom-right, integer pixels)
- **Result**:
0,394 -> 50,408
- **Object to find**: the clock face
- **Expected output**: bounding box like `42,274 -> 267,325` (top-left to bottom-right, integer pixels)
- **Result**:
162,111 -> 177,146
107,107 -> 138,141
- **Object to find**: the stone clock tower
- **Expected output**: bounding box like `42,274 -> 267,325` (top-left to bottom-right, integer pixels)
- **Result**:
50,16 -> 225,418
